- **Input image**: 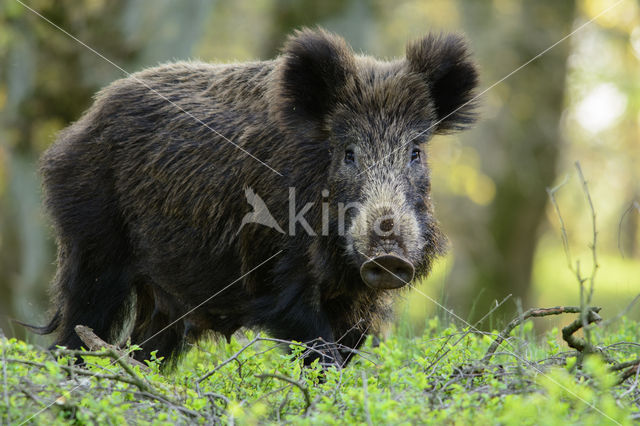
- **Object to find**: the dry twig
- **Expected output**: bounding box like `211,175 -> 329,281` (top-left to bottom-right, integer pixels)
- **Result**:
483,306 -> 601,363
196,335 -> 261,388
256,373 -> 311,412
611,359 -> 640,385
546,165 -> 600,350
561,308 -> 602,354
427,294 -> 513,373
74,325 -> 149,371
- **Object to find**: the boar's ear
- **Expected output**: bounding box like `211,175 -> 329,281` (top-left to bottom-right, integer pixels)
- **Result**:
272,28 -> 356,133
406,34 -> 479,134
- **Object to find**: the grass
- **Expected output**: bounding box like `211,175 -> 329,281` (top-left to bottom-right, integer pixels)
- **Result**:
1,311 -> 638,425
533,237 -> 640,322
397,238 -> 640,337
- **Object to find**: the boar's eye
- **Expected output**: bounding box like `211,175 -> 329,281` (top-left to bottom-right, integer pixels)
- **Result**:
410,148 -> 421,164
344,148 -> 355,164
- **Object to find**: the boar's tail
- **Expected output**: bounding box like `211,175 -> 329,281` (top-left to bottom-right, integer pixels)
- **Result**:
14,308 -> 62,335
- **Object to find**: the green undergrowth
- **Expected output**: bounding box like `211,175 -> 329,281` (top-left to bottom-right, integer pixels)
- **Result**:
1,315 -> 638,425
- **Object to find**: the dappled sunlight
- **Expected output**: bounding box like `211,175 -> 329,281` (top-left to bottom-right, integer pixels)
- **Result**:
431,144 -> 497,206
582,0 -> 639,31
575,83 -> 627,133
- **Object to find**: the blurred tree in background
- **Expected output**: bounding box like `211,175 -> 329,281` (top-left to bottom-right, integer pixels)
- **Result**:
444,0 -> 577,322
0,0 -> 139,339
0,0 -> 638,341
0,0 -> 206,339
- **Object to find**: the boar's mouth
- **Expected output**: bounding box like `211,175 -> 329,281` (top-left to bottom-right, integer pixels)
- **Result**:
359,253 -> 415,290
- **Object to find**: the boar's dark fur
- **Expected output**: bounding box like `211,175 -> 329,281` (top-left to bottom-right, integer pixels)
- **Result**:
31,28 -> 478,367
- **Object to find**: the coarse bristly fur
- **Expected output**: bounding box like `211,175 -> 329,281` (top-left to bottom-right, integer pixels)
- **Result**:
27,27 -> 478,367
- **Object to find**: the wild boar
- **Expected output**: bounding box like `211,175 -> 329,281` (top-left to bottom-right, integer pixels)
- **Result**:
31,28 -> 478,366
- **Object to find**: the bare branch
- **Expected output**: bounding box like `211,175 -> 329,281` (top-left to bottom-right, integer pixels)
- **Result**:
74,325 -> 149,371
575,162 -> 599,313
196,335 -> 261,387
561,308 -> 603,355
615,360 -> 640,385
601,294 -> 640,327
546,174 -> 573,271
610,359 -> 640,372
483,306 -> 601,363
256,373 -> 311,412
617,200 -> 639,258
426,295 -> 514,373
7,357 -> 148,391
133,392 -> 202,419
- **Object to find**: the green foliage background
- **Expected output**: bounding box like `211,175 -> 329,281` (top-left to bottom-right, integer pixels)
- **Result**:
0,0 -> 639,423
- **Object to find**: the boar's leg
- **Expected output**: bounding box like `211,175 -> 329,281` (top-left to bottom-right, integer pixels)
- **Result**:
249,286 -> 344,367
50,227 -> 134,352
270,309 -> 343,368
334,325 -> 370,367
39,135 -> 135,352
129,283 -> 188,366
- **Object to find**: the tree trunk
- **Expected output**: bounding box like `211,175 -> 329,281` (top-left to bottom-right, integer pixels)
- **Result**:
445,0 -> 576,324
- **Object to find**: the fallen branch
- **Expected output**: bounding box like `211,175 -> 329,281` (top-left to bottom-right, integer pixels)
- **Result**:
256,373 -> 311,412
610,359 -> 640,372
561,308 -> 602,353
20,384 -> 45,407
619,363 -> 639,385
6,357 -> 203,420
197,334 -> 373,390
196,335 -> 261,388
610,359 -> 640,385
50,347 -> 152,393
133,391 -> 202,419
7,357 -> 148,391
427,295 -> 513,373
74,325 -> 149,372
483,306 -> 601,363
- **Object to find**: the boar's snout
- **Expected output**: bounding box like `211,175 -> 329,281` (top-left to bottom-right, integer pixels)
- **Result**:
360,254 -> 415,290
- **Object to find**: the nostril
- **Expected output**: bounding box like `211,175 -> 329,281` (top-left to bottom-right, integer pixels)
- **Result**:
379,218 -> 394,233
359,254 -> 415,290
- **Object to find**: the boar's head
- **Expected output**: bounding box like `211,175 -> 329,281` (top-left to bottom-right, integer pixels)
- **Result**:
272,28 -> 478,290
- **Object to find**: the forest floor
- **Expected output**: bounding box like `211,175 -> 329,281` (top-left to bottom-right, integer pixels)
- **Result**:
1,306 -> 639,425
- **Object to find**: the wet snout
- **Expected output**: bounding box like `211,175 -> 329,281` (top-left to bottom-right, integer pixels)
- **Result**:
360,254 -> 415,289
